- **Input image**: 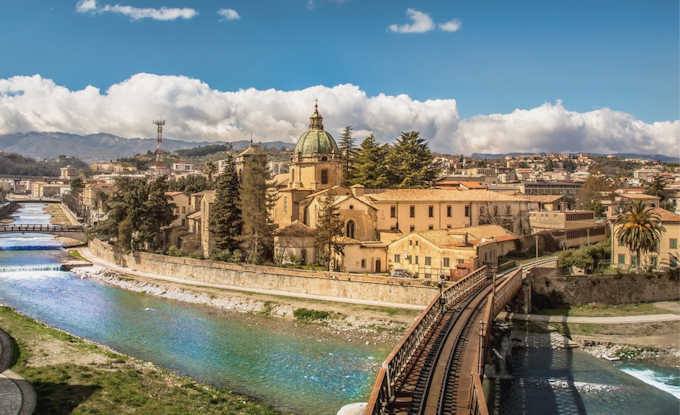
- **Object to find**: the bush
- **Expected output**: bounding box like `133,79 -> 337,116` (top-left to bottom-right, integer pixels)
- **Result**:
167,246 -> 182,257
293,308 -> 330,321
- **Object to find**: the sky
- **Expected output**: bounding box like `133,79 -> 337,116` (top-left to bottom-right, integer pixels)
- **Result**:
0,0 -> 678,155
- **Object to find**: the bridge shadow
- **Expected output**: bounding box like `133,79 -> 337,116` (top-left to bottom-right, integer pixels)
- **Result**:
499,315 -> 587,415
32,382 -> 101,415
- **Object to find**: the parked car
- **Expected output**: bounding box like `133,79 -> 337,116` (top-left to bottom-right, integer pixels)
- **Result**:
390,269 -> 415,279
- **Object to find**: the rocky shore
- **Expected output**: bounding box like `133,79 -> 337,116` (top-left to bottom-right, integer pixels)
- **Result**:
71,266 -> 408,346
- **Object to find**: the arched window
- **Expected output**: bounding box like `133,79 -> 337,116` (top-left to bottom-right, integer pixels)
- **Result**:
321,169 -> 329,184
346,220 -> 356,239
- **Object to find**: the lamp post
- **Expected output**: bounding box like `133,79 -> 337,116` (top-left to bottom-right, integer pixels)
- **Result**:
438,274 -> 446,308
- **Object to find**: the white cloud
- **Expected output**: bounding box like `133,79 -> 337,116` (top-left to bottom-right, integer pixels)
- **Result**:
217,8 -> 240,21
388,9 -> 435,34
439,18 -> 461,32
75,0 -> 197,21
0,74 -> 676,156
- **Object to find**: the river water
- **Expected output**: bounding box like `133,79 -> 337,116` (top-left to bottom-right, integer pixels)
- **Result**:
0,203 -> 388,414
1,203 -> 679,414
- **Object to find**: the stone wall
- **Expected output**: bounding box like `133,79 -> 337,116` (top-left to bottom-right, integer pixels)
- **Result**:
530,268 -> 680,306
88,239 -> 439,307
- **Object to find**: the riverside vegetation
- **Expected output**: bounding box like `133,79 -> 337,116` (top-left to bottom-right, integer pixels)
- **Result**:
0,306 -> 285,415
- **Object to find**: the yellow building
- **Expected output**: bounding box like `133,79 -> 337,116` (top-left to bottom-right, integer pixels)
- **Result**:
611,208 -> 680,270
529,210 -> 606,248
386,224 -> 519,280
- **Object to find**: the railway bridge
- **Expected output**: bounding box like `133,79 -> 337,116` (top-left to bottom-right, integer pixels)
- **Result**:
363,257 -> 557,415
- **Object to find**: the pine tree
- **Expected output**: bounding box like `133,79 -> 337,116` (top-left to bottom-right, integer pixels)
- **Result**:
351,135 -> 389,188
315,195 -> 344,271
384,131 -> 440,188
239,150 -> 277,264
338,126 -> 356,185
210,154 -> 242,255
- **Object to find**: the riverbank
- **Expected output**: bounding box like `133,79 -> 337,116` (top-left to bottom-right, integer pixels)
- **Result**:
0,304 -> 286,414
70,264 -> 413,347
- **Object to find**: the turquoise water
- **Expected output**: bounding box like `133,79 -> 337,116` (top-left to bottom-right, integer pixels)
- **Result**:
0,204 -> 388,414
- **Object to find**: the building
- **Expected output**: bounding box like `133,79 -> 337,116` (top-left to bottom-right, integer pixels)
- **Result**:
611,208 -> 679,270
386,225 -> 519,280
60,166 -> 78,180
82,182 -> 115,224
172,163 -> 195,174
529,210 -> 606,248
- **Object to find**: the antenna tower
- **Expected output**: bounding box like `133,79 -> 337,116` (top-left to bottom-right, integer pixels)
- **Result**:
153,120 -> 165,172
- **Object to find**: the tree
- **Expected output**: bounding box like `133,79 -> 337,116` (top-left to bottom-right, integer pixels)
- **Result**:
338,126 -> 357,185
168,174 -> 213,193
203,160 -> 217,182
384,131 -> 441,188
70,177 -> 84,196
646,176 -> 667,201
615,200 -> 665,272
210,154 -> 242,255
351,135 -> 389,188
315,196 -> 344,271
576,170 -> 612,212
239,150 -> 277,264
139,176 -> 175,251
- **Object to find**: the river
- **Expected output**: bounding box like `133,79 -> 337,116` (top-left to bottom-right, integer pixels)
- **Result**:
1,203 -> 678,414
0,203 -> 388,415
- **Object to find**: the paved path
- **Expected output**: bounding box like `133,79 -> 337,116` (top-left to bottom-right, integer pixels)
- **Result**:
78,248 -> 427,311
506,312 -> 680,324
0,329 -> 36,415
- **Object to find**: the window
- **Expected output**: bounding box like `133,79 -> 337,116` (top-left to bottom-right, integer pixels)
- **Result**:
390,205 -> 396,218
346,220 -> 356,239
494,206 -> 498,216
618,254 -> 626,265
361,259 -> 366,268
447,206 -> 452,217
415,256 -> 419,265
480,206 -> 485,215
428,205 -> 434,217
407,255 -> 412,264
428,225 -> 434,230
443,257 -> 450,267
349,204 -> 354,210
410,205 -> 415,218
321,169 -> 328,184
415,240 -> 419,246
424,273 -> 431,279
671,256 -> 678,268
506,205 -> 511,215
465,206 -> 470,217
409,240 -> 413,246
671,239 -> 678,249
651,256 -> 658,268
425,256 -> 431,266
631,255 -> 638,268
410,225 -> 415,232
394,254 -> 400,263
457,258 -> 464,264
618,239 -> 624,247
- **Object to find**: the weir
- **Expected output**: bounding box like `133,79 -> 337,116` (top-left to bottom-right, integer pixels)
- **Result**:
0,264 -> 63,273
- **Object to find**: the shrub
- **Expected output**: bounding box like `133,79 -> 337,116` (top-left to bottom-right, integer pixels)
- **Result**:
293,308 -> 330,321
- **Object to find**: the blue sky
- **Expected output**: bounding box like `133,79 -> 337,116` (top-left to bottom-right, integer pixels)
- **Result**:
0,0 -> 677,154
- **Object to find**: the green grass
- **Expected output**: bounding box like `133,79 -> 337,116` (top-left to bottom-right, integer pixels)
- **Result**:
67,250 -> 85,260
361,306 -> 419,317
535,302 -> 674,317
292,308 -> 331,321
0,306 -> 284,415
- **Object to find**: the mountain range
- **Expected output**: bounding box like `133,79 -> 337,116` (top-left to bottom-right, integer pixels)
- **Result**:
0,132 -> 294,162
471,152 -> 679,163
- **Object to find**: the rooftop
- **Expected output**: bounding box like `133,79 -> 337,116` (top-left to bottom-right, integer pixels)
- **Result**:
365,189 -> 526,203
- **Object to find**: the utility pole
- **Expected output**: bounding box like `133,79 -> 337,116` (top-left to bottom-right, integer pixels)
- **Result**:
153,120 -> 165,174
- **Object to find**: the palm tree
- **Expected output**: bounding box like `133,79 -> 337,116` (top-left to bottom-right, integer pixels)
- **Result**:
203,160 -> 217,182
615,200 -> 665,272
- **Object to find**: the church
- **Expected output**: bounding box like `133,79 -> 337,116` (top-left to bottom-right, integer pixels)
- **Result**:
271,104 -> 529,277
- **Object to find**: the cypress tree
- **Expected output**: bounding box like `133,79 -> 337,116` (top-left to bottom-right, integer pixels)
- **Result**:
210,154 -> 242,255
315,195 -> 344,271
239,149 -> 277,264
338,126 -> 356,185
351,135 -> 389,188
140,176 -> 175,251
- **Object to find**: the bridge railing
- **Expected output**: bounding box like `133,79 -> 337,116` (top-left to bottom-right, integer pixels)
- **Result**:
364,265 -> 489,415
0,224 -> 83,233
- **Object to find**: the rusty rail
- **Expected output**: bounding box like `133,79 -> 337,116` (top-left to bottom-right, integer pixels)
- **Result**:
364,265 -> 489,415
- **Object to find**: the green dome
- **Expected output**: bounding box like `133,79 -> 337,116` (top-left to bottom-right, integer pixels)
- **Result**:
293,104 -> 339,155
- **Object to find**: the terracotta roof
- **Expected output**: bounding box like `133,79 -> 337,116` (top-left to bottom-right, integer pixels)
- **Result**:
187,211 -> 201,219
651,208 -> 680,223
621,193 -> 660,200
274,221 -> 315,236
452,224 -> 517,241
165,191 -> 184,196
269,173 -> 290,187
365,189 -> 525,203
435,180 -> 488,189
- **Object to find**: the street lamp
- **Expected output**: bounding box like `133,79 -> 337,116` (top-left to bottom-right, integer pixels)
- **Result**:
438,274 -> 446,308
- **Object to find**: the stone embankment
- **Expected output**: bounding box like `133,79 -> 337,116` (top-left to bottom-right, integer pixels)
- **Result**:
72,266 -> 408,345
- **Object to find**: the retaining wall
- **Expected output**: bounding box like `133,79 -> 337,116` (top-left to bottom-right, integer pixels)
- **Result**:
88,239 -> 440,307
530,268 -> 680,306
